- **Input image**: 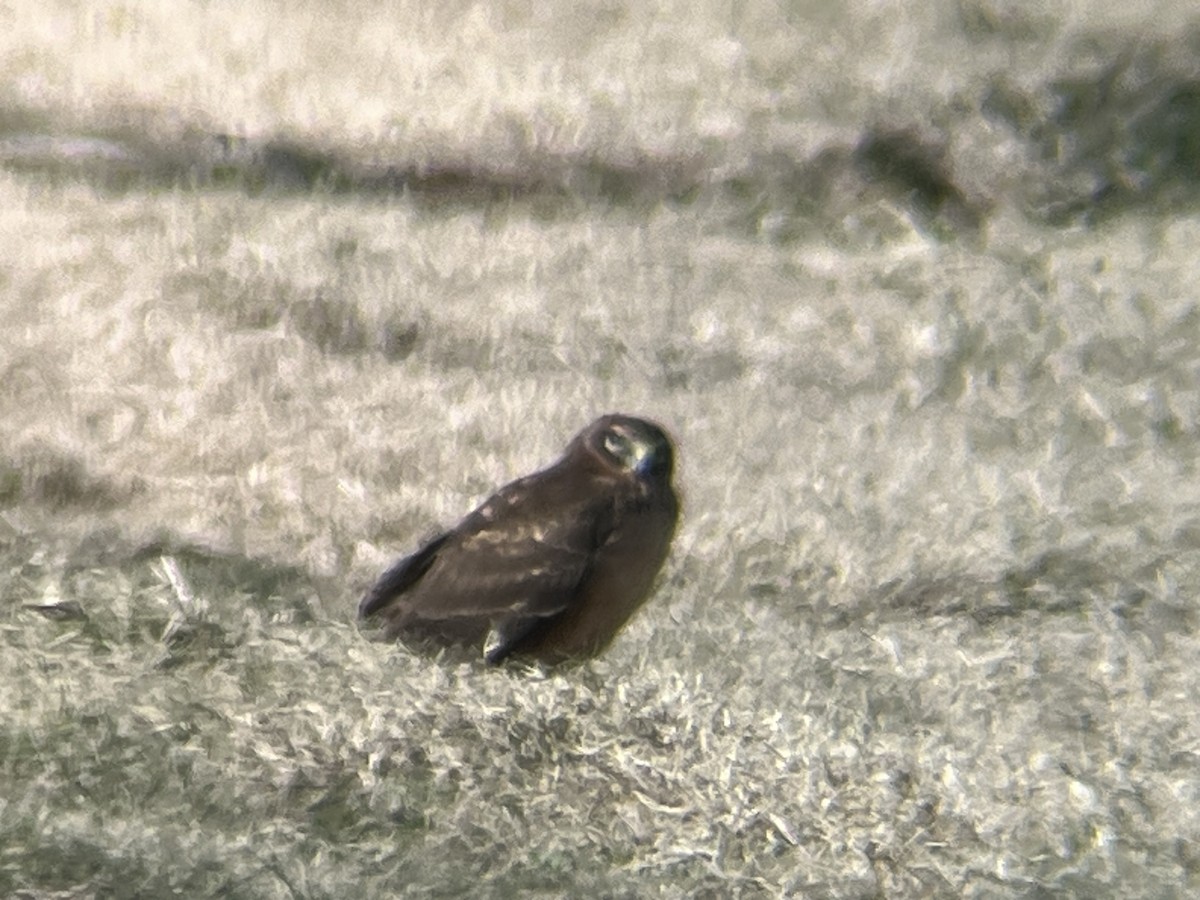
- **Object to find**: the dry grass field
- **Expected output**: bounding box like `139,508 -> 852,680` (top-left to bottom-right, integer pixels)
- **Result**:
3,2 -> 1200,897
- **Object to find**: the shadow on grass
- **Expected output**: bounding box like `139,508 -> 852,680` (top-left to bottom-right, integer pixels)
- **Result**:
5,25 -> 1200,233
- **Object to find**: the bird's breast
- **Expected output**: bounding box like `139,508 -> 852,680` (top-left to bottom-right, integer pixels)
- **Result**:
516,489 -> 678,660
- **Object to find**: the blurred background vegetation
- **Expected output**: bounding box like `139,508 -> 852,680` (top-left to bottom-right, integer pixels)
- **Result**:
2,1 -> 1200,896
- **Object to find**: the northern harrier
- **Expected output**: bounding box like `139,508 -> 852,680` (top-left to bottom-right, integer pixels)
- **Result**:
359,414 -> 679,664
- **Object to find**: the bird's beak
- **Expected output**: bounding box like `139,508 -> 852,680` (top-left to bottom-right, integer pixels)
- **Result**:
631,443 -> 656,476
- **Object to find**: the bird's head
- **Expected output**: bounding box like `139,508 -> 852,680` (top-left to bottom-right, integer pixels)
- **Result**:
585,414 -> 675,482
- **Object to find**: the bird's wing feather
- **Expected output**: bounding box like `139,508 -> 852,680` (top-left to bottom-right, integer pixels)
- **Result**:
357,531 -> 450,620
362,467 -> 620,647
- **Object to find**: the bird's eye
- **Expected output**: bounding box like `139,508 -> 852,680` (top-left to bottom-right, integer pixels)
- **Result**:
603,430 -> 634,465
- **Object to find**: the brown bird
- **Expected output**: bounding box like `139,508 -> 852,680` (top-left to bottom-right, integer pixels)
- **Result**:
358,414 -> 679,664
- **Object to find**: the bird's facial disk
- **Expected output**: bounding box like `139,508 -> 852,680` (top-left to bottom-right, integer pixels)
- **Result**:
601,422 -> 671,478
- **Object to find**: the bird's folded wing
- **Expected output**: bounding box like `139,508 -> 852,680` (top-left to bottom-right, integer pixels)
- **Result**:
362,489 -> 615,636
400,506 -> 602,621
357,532 -> 450,620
